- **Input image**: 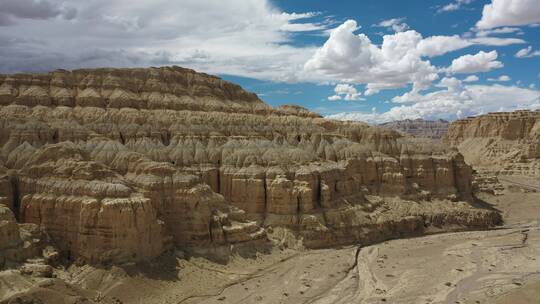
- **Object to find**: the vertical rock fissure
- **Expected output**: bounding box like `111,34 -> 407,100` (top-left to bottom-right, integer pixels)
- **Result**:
209,223 -> 214,243
10,176 -> 21,221
216,166 -> 221,194
119,131 -> 126,145
315,175 -> 322,209
296,195 -> 301,227
263,175 -> 268,216
52,129 -> 59,143
162,129 -> 171,146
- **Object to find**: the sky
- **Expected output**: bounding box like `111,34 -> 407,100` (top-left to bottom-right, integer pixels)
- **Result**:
0,0 -> 539,123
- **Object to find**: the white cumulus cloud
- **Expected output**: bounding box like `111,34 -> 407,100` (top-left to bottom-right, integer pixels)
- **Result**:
446,50 -> 503,74
327,84 -> 540,123
436,77 -> 463,92
304,20 -> 439,95
476,0 -> 540,29
328,83 -> 363,101
304,20 -> 524,94
417,35 -> 473,57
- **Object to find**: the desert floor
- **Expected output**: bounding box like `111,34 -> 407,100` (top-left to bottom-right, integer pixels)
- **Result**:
1,176 -> 539,304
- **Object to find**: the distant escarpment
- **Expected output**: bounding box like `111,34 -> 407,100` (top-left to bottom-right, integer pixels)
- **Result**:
0,67 -> 500,266
381,119 -> 449,139
446,110 -> 540,176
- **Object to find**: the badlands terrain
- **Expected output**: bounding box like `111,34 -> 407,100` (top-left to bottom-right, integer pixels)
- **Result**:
380,119 -> 450,139
0,67 -> 538,303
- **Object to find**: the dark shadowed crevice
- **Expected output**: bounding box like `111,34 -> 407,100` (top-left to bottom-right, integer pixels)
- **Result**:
162,129 -> 171,146
315,175 -> 322,209
263,175 -> 268,214
119,131 -> 126,145
10,175 -> 21,221
51,129 -> 59,143
216,170 -> 221,194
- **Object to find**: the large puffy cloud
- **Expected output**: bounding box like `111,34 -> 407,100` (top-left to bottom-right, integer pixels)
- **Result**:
476,0 -> 540,29
446,51 -> 503,74
304,20 -> 523,95
328,83 -> 540,123
304,20 -> 439,95
0,0 -> 326,81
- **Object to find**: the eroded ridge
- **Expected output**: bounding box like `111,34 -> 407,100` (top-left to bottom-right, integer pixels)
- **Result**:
0,67 -> 501,269
446,110 -> 540,176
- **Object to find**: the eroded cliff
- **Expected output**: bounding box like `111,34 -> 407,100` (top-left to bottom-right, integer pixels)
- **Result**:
446,110 -> 540,176
380,119 -> 449,139
0,67 -> 500,266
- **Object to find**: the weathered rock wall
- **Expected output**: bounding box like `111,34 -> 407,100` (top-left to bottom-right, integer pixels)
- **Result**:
446,110 -> 540,175
0,67 -> 500,265
381,119 -> 449,139
0,204 -> 41,268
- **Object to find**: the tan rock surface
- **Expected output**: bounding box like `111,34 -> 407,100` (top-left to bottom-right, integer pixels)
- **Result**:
446,110 -> 540,176
0,204 -> 41,268
0,67 -> 500,269
381,118 -> 450,139
0,176 -> 534,304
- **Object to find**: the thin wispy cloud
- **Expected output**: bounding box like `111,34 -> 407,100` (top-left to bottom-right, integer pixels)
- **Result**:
516,46 -> 540,58
437,0 -> 473,13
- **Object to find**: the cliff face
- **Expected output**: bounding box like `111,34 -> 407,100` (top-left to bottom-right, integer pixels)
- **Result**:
1,163 -> 42,268
446,110 -> 540,175
0,67 -> 500,265
380,119 -> 449,139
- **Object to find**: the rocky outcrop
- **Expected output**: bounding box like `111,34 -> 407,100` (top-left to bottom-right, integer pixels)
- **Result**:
17,142 -> 169,264
0,67 -> 501,265
0,204 -> 42,268
381,119 -> 449,139
446,110 -> 540,175
0,67 -> 267,114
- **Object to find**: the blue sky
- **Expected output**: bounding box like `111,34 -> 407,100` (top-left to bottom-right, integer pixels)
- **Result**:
1,0 -> 539,123
221,0 -> 540,121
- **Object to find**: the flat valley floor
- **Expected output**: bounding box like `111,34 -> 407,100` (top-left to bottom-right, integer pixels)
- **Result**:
1,176 -> 540,304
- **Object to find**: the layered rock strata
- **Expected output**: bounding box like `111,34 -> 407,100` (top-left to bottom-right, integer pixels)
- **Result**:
380,119 -> 449,139
0,67 -> 500,265
0,204 -> 42,268
446,110 -> 540,175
